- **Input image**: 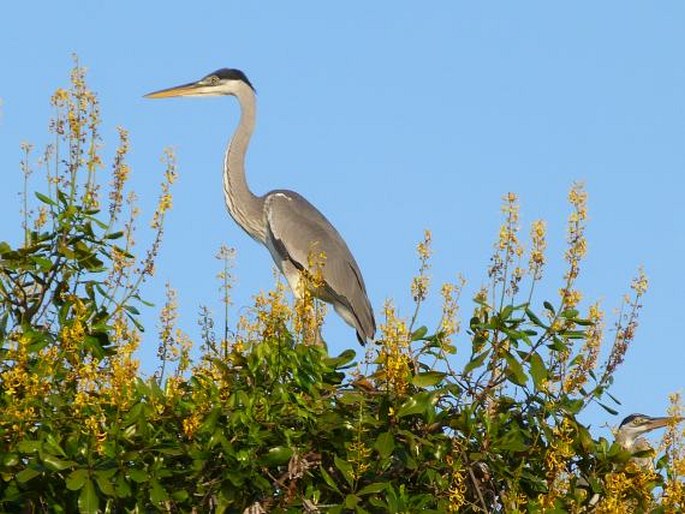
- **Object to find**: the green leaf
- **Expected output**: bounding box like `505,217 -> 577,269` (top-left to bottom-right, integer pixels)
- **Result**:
115,475 -> 132,498
397,392 -> 434,418
529,352 -> 547,389
411,371 -> 446,388
525,308 -> 546,327
606,391 -> 622,405
67,469 -> 89,491
597,401 -> 619,415
334,456 -> 355,487
543,301 -> 556,313
149,479 -> 169,504
320,465 -> 341,493
504,352 -> 527,386
78,479 -> 99,514
358,482 -> 388,495
499,429 -> 528,452
374,432 -> 395,460
123,305 -> 140,315
2,454 -> 19,467
325,348 -> 357,368
17,440 -> 41,453
500,305 -> 514,320
128,469 -> 148,483
31,255 -> 53,271
43,454 -> 74,471
172,489 -> 189,502
463,350 -> 489,375
560,308 -> 579,319
16,467 -> 40,483
410,325 -> 428,341
94,471 -> 116,496
547,337 -> 567,352
345,494 -> 360,508
44,434 -> 67,458
35,192 -> 56,205
260,446 -> 293,466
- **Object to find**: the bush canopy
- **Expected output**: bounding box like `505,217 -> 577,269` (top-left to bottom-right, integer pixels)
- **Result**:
1,63 -> 683,513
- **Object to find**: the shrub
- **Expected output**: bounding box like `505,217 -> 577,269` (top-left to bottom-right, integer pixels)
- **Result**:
1,62 -> 683,513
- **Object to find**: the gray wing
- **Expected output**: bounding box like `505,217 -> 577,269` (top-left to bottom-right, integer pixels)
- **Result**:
264,190 -> 375,344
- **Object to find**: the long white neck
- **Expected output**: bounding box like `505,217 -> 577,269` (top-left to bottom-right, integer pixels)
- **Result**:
223,82 -> 266,242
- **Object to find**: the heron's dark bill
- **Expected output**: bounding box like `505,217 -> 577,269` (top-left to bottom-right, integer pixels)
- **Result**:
644,417 -> 672,430
144,81 -> 203,99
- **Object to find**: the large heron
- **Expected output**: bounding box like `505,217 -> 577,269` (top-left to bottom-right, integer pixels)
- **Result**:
145,68 -> 375,344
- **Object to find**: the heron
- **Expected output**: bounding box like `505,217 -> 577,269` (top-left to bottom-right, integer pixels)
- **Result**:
614,413 -> 677,468
145,68 -> 375,345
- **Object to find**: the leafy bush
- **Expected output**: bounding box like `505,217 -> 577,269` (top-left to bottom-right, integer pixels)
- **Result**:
1,63 -> 683,513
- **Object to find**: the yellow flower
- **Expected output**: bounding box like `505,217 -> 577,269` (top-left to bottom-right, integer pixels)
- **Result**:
631,267 -> 649,296
529,219 -> 547,279
564,182 -> 588,283
411,230 -> 433,303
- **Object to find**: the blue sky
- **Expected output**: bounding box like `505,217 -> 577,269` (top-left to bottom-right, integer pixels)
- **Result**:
1,2 -> 683,438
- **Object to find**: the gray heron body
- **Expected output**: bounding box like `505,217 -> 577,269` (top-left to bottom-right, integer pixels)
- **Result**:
146,68 -> 375,344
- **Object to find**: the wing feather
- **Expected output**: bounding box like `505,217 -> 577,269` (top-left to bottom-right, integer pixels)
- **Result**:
264,190 -> 375,342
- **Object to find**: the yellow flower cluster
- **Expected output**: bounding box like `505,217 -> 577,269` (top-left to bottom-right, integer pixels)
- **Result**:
444,454 -> 467,512
347,440 -> 372,480
540,418 -> 575,507
0,334 -> 52,437
378,301 -> 411,396
563,302 -> 604,394
105,316 -> 140,411
150,148 -> 178,230
559,288 -> 582,309
528,219 -> 547,280
594,465 -> 657,513
489,192 -> 524,301
605,269 -> 648,379
49,62 -> 104,209
253,281 -> 293,341
109,127 -> 131,218
411,230 -> 433,303
498,192 -> 522,254
631,267 -> 649,296
33,206 -> 48,230
59,296 -> 88,355
438,277 -> 465,346
660,393 -> 685,509
564,182 -> 588,284
182,412 -> 202,439
156,284 -> 193,383
294,249 -> 327,345
216,244 -> 237,307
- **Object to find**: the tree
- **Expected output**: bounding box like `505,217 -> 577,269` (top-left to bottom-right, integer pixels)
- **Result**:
1,62 -> 683,513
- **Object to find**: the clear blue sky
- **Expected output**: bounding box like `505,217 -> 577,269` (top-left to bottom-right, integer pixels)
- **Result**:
1,2 -> 683,438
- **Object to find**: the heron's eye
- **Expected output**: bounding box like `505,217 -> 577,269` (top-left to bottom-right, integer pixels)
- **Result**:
207,75 -> 220,85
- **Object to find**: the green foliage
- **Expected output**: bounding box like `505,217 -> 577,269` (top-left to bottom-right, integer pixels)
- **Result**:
1,63 -> 684,513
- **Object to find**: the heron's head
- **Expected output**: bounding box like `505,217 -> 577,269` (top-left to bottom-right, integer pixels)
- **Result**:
145,68 -> 255,99
617,413 -> 673,443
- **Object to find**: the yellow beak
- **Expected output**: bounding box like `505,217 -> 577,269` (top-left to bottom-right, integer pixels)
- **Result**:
645,416 -> 681,431
144,81 -> 200,99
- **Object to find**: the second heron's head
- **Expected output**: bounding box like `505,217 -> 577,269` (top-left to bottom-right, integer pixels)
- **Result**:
616,413 -> 673,444
145,68 -> 255,99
